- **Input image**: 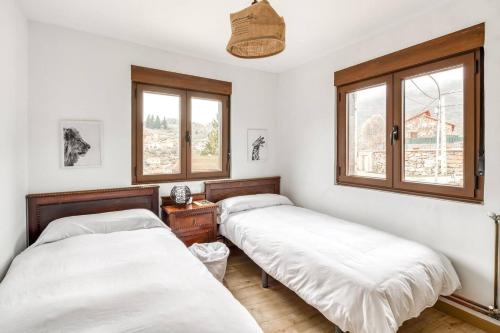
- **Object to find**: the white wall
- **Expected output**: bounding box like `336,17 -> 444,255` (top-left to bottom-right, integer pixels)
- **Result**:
28,22 -> 279,196
0,0 -> 28,279
277,0 -> 500,306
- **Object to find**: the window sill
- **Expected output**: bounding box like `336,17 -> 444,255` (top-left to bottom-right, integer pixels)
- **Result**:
335,180 -> 483,205
132,174 -> 230,185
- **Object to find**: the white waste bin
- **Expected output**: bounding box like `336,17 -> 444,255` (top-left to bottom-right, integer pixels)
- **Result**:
189,242 -> 230,282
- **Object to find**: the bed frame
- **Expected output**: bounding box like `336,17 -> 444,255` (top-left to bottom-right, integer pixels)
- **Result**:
26,186 -> 159,245
205,176 -> 280,202
204,176 -> 346,333
205,176 -> 281,286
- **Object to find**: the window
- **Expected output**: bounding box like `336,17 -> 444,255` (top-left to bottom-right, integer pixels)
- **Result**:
339,75 -> 393,189
132,66 -> 230,183
336,24 -> 484,202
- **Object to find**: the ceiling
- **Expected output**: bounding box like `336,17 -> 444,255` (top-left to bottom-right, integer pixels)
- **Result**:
19,0 -> 451,73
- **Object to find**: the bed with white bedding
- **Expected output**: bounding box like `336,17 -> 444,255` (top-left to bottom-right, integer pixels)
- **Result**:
211,181 -> 461,333
0,187 -> 262,333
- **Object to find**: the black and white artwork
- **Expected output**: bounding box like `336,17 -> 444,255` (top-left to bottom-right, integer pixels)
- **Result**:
61,120 -> 102,168
248,129 -> 268,161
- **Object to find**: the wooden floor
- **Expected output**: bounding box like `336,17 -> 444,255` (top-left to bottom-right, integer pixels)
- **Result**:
224,250 -> 486,333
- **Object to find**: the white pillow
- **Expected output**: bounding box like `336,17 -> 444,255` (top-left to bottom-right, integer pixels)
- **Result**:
218,194 -> 293,224
35,209 -> 166,246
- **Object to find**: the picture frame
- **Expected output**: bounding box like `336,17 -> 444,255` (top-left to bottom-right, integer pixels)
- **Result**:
60,120 -> 102,168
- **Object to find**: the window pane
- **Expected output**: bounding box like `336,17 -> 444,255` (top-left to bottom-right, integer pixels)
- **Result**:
142,91 -> 181,175
402,66 -> 464,187
191,97 -> 222,173
347,84 -> 387,179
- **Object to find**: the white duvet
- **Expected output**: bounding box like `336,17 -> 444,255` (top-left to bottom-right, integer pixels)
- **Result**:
0,210 -> 262,333
220,204 -> 460,333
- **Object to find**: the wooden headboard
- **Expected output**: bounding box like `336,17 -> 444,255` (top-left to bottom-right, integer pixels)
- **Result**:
205,177 -> 280,202
26,186 -> 159,245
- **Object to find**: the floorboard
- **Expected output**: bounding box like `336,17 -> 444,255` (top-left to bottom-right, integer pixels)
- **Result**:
223,249 -> 486,333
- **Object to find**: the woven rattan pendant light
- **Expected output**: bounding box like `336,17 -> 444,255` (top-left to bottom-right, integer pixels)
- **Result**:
227,0 -> 285,59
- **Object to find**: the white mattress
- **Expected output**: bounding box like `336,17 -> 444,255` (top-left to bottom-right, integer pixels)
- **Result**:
0,220 -> 262,332
220,205 -> 460,333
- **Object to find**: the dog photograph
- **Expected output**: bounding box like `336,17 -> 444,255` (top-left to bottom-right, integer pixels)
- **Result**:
60,120 -> 102,168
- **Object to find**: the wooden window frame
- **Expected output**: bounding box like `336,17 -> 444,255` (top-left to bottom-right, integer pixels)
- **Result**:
132,66 -> 231,184
134,84 -> 187,183
335,24 -> 484,203
337,75 -> 394,189
393,53 -> 477,199
186,91 -> 229,180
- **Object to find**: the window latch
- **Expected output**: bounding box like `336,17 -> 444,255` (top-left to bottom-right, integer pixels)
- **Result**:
185,130 -> 191,144
390,125 -> 399,145
477,152 -> 485,176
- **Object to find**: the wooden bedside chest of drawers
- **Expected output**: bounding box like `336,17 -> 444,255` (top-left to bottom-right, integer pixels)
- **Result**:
162,204 -> 218,246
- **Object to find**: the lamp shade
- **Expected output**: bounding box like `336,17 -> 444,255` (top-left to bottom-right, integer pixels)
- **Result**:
170,185 -> 192,205
227,0 -> 285,59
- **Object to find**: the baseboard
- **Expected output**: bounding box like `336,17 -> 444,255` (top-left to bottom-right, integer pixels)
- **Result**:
435,299 -> 499,333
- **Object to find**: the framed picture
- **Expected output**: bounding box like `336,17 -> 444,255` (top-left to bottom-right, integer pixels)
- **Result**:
247,129 -> 268,161
60,120 -> 102,168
